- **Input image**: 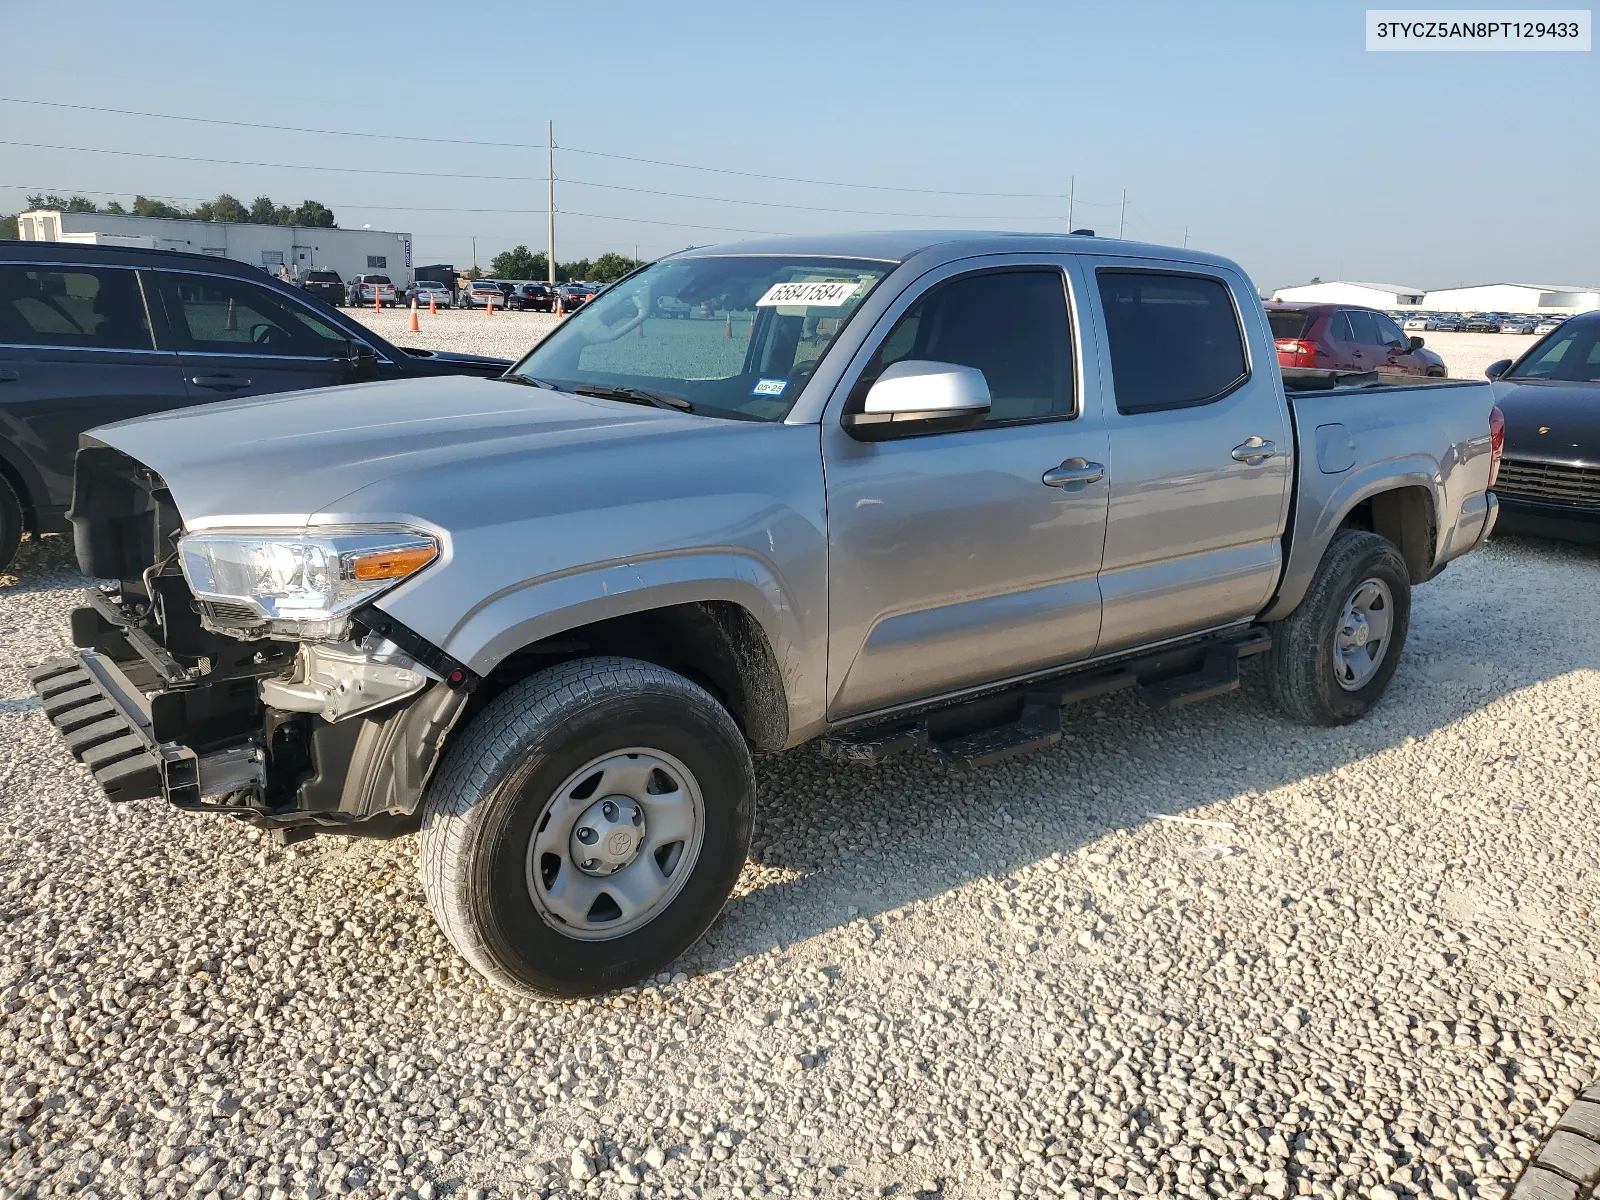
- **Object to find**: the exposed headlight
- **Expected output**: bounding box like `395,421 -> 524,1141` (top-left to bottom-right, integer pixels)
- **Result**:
178,528 -> 438,640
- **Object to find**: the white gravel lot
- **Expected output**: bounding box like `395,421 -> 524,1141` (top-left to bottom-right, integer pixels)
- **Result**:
345,308 -> 1540,386
3,521 -> 1599,1200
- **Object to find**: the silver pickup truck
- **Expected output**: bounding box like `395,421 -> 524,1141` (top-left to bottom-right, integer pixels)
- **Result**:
32,232 -> 1502,997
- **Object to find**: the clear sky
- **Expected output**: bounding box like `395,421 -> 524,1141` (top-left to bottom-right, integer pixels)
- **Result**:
3,0 -> 1595,291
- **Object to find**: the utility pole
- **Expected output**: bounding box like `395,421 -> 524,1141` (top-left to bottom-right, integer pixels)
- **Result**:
1118,189 -> 1127,239
1066,175 -> 1074,232
471,236 -> 476,273
1182,225 -> 1189,248
547,120 -> 556,287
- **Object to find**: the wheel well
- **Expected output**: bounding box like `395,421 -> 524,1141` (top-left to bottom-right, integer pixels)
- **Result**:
1339,486 -> 1435,582
472,601 -> 789,752
0,452 -> 35,533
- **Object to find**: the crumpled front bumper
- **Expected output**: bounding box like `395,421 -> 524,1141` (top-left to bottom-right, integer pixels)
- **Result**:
28,651 -> 262,807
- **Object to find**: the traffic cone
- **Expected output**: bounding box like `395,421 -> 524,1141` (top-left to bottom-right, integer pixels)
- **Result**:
555,292 -> 564,318
429,295 -> 437,315
224,298 -> 237,331
373,290 -> 381,313
486,296 -> 494,315
724,314 -> 732,339
410,300 -> 420,333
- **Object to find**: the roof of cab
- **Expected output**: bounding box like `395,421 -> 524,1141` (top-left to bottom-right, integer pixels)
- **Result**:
0,239 -> 274,278
671,229 -> 1240,273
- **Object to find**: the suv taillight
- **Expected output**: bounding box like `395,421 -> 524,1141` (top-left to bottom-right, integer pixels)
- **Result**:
1487,405 -> 1505,489
1276,339 -> 1316,359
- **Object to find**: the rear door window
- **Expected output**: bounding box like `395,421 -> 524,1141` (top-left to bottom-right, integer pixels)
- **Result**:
0,265 -> 154,350
1343,310 -> 1383,346
161,272 -> 351,357
1097,271 -> 1247,414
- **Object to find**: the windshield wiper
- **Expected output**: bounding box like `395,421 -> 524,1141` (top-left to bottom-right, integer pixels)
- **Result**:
499,373 -> 561,389
574,384 -> 694,412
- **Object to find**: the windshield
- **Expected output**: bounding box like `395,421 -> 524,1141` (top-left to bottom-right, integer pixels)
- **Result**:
510,255 -> 892,421
1507,318 -> 1600,383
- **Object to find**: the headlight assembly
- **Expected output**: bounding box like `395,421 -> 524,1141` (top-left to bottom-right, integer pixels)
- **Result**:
178,528 -> 438,641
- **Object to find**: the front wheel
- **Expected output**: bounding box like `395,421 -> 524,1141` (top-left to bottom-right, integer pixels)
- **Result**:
0,474 -> 22,574
1265,529 -> 1411,725
420,657 -> 756,997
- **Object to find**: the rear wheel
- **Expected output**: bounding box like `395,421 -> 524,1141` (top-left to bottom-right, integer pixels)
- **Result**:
1266,529 -> 1411,725
420,657 -> 755,997
0,475 -> 21,573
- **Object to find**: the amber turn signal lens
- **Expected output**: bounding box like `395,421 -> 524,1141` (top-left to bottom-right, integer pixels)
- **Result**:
349,544 -> 436,581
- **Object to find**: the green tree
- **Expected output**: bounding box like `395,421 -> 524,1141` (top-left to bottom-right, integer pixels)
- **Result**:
489,245 -> 548,280
1,214 -> 17,239
131,195 -> 189,219
559,258 -> 592,284
26,193 -> 98,212
248,196 -> 276,224
104,200 -> 126,214
589,252 -> 645,284
292,200 -> 336,228
194,193 -> 249,223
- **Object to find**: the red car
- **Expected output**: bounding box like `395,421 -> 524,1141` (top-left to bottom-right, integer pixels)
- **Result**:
1266,302 -> 1446,377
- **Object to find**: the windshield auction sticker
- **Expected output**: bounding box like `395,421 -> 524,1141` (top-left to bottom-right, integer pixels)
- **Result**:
755,280 -> 861,307
1366,9 -> 1590,49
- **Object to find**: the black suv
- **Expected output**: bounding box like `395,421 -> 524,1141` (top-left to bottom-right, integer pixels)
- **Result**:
511,282 -> 556,312
0,242 -> 514,571
300,268 -> 345,305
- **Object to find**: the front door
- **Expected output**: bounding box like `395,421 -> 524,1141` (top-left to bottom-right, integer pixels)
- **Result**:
1079,259 -> 1293,652
153,269 -> 361,403
1372,310 -> 1425,375
821,260 -> 1110,719
0,262 -> 189,516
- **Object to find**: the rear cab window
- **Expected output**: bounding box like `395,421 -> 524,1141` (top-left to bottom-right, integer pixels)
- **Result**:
1096,270 -> 1248,414
1267,310 -> 1312,340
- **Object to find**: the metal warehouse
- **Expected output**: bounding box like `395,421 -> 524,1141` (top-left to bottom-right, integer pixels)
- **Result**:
1420,283 -> 1600,315
1270,281 -> 1426,307
14,209 -> 414,287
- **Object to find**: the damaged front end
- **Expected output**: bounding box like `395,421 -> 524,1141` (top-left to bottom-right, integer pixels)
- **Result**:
29,444 -> 475,836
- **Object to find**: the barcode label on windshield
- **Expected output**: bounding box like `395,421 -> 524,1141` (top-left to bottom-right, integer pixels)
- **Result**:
755,280 -> 861,307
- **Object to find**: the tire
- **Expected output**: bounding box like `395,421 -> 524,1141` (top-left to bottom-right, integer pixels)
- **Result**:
1265,529 -> 1411,725
420,657 -> 756,998
0,474 -> 21,573
1508,1084 -> 1600,1198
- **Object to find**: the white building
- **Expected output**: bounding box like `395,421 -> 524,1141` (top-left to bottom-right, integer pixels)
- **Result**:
1270,281 -> 1426,308
1420,283 -> 1600,315
15,209 -> 414,286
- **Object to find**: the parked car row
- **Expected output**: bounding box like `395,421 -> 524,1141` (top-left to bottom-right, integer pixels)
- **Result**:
1398,311 -> 1568,334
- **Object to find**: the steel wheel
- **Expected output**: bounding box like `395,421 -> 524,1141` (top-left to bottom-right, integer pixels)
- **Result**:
525,747 -> 704,941
1333,577 -> 1394,691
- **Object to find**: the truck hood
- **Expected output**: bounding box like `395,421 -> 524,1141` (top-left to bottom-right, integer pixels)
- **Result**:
88,375 -> 715,528
1492,379 -> 1600,466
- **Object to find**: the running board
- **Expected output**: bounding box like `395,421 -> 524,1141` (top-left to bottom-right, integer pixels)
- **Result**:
820,627 -> 1271,768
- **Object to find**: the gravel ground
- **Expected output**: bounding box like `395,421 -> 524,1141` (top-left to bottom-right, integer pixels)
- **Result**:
3,525 -> 1599,1200
343,309 -> 1539,385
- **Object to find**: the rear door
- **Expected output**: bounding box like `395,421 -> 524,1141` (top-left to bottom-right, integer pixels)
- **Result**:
1078,258 -> 1293,651
0,261 -> 188,517
154,269 -> 363,402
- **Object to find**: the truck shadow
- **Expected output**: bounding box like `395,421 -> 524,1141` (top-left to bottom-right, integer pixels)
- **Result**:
698,534 -> 1599,969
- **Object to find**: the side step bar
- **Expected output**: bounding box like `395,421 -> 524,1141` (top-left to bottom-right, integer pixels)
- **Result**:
821,627 -> 1271,768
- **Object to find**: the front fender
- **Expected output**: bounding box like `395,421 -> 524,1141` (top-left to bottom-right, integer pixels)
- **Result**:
1261,456 -> 1441,622
390,547 -> 826,740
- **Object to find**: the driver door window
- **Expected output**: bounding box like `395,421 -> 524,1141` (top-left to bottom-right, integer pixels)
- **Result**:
156,270 -> 359,402
163,273 -> 349,357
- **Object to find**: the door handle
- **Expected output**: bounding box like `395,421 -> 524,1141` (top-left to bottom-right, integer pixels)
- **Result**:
190,375 -> 252,391
0,370 -> 19,382
1041,458 -> 1105,489
1231,437 -> 1278,464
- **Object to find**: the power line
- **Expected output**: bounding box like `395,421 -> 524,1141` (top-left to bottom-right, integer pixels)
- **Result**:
0,140 -> 543,182
0,95 -> 1075,200
556,177 -> 1075,221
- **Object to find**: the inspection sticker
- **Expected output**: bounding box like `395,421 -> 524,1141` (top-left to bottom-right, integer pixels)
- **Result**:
755,280 -> 860,307
751,378 -> 788,396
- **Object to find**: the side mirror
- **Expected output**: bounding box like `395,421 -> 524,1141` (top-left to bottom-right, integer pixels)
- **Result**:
346,339 -> 379,375
1408,335 -> 1425,350
842,360 -> 991,441
1485,359 -> 1512,380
